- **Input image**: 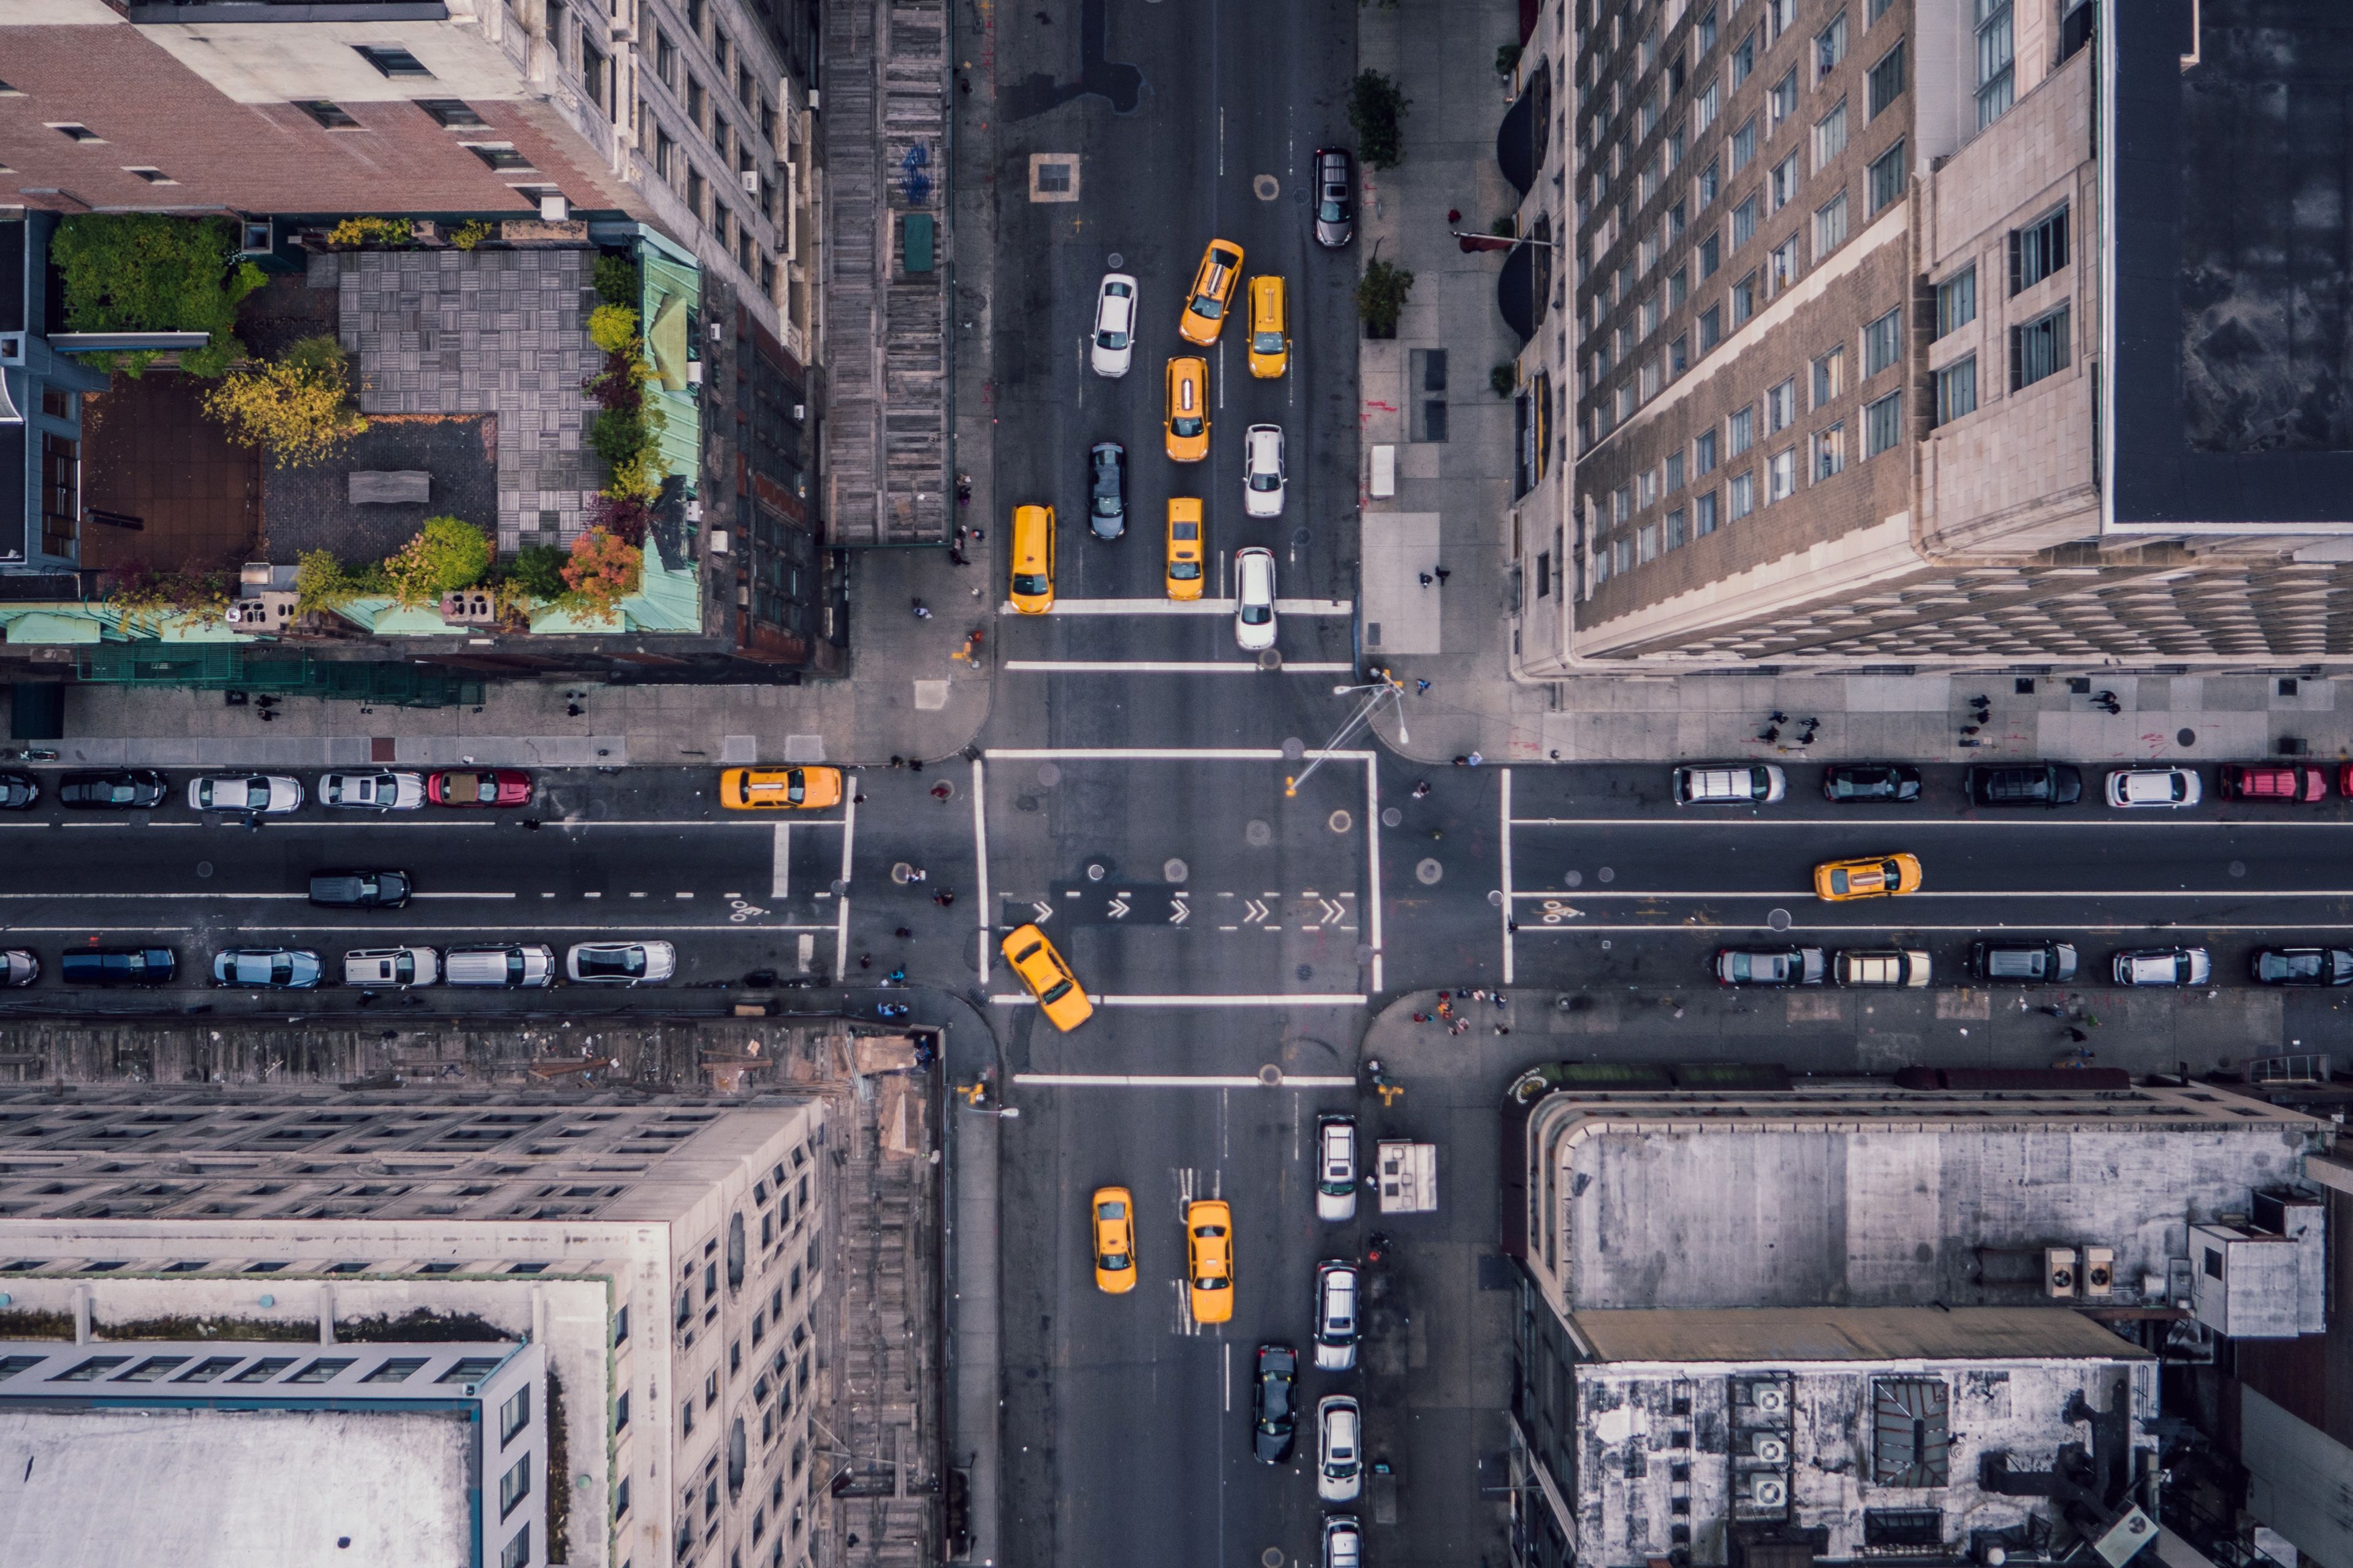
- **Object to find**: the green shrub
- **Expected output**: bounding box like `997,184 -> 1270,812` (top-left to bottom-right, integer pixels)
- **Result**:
200,335 -> 368,466
294,550 -> 367,616
1348,70 -> 1411,170
593,254 -> 642,308
1356,260 -> 1416,339
589,408 -> 650,467
1497,42 -> 1524,75
1491,363 -> 1518,397
382,517 -> 493,607
587,303 -> 641,355
500,543 -> 571,602
50,214 -> 261,378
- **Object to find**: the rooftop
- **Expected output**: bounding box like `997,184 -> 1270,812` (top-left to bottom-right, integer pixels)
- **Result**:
1572,1305 -> 2157,1366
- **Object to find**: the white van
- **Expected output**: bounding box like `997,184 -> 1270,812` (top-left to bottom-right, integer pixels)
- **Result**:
1673,763 -> 1787,805
444,944 -> 557,988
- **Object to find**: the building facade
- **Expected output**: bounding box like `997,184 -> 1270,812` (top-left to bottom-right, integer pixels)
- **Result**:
1505,0 -> 2353,673
0,1090 -> 833,1568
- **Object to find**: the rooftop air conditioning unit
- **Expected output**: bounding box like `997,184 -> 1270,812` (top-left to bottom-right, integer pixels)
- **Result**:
1750,1384 -> 1789,1415
2046,1247 -> 2078,1298
2085,1246 -> 2115,1298
1747,1475 -> 1788,1509
538,193 -> 569,222
791,401 -> 805,421
224,600 -> 266,625
1750,1434 -> 1788,1464
686,360 -> 703,385
684,500 -> 703,524
708,529 -> 730,555
740,168 -> 760,195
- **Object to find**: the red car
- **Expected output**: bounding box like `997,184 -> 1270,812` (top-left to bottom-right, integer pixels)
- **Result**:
2218,763 -> 2328,803
427,768 -> 533,808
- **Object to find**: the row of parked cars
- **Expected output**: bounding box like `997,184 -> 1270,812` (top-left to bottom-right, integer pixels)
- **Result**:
1675,760 -> 2351,808
0,768 -> 533,812
1712,939 -> 2345,988
0,940 -> 677,990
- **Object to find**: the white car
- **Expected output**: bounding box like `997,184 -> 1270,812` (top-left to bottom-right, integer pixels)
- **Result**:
1315,1115 -> 1358,1221
343,947 -> 439,988
2105,767 -> 2202,809
2114,947 -> 2213,987
321,770 -> 425,810
1317,1395 -> 1363,1503
1234,547 -> 1277,652
186,774 -> 304,814
1090,272 -> 1138,377
1242,422 -> 1286,517
1323,1517 -> 1362,1568
1313,1262 -> 1360,1371
568,941 -> 679,985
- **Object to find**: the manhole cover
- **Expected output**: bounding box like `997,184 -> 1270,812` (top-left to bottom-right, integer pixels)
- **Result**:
1328,810 -> 1352,833
1488,889 -> 1505,906
1037,762 -> 1063,787
1282,737 -> 1306,761
1258,1066 -> 1283,1087
1597,866 -> 1615,883
2178,728 -> 2197,747
1381,807 -> 1402,827
1564,869 -> 1583,887
1107,252 -> 1125,268
1262,1550 -> 1286,1568
1416,858 -> 1443,885
1768,907 -> 1792,930
2229,860 -> 2247,877
1164,858 -> 1188,882
196,862 -> 213,879
892,862 -> 917,885
1253,175 -> 1280,201
1245,819 -> 1274,847
1086,863 -> 1106,881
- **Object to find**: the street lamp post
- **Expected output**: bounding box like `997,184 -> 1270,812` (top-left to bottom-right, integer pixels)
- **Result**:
1285,678 -> 1407,798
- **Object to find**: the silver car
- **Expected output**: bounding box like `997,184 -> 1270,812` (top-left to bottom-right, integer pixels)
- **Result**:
1090,272 -> 1138,377
1323,1516 -> 1362,1568
1234,547 -> 1277,652
1317,1396 -> 1363,1503
568,941 -> 679,985
1314,1262 -> 1360,1371
2114,947 -> 2213,987
1242,423 -> 1286,518
187,774 -> 305,814
1315,1115 -> 1358,1221
321,770 -> 425,810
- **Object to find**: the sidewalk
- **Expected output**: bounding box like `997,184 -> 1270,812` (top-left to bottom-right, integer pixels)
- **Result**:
17,545 -> 995,770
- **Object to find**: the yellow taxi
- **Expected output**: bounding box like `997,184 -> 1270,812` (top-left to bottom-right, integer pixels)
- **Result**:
1009,503 -> 1055,615
1184,1198 -> 1234,1324
718,766 -> 844,811
1245,276 -> 1289,379
1090,1186 -> 1138,1294
1165,357 -> 1209,462
1178,240 -> 1245,346
1165,498 -> 1205,600
1812,852 -> 1924,902
1000,922 -> 1092,1030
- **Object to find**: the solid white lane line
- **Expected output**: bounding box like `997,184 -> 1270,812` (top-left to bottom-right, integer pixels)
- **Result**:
983,748 -> 1376,762
835,789 -> 857,985
0,926 -> 194,933
1500,767 -> 1516,987
413,892 -> 520,900
1010,597 -> 1354,616
772,822 -> 792,900
1508,888 -> 2353,900
231,922 -> 841,934
0,892 -> 305,900
1513,920 -> 2353,934
1001,660 -> 1355,674
971,758 -> 992,990
990,993 -> 1367,1007
1506,816 -> 2353,828
1013,1073 -> 1359,1088
1364,752 -> 1385,994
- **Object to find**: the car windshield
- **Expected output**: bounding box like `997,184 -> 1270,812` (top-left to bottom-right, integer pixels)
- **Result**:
1012,572 -> 1050,596
1169,561 -> 1201,580
1191,294 -> 1225,319
1320,199 -> 1345,221
1096,327 -> 1127,349
1241,602 -> 1272,625
1250,471 -> 1279,491
1253,330 -> 1283,352
783,770 -> 808,803
1173,412 -> 1203,436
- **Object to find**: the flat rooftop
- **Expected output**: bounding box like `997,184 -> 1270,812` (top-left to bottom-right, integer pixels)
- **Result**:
0,1406 -> 471,1566
1573,1305 -> 2156,1365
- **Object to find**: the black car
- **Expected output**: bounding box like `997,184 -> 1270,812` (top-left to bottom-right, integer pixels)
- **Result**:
1313,148 -> 1355,248
309,869 -> 414,910
0,771 -> 39,809
58,770 -> 167,809
59,947 -> 178,987
2252,948 -> 2353,987
1963,762 -> 2081,808
1969,939 -> 2078,984
1822,763 -> 1922,804
1089,441 -> 1127,540
1252,1343 -> 1298,1463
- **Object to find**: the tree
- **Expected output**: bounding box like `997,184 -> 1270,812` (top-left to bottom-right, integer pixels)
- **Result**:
593,255 -> 642,308
294,549 -> 374,616
1357,260 -> 1416,339
502,544 -> 570,602
201,336 -> 369,467
560,528 -> 644,619
1348,71 -> 1411,170
382,517 -> 493,607
49,214 -> 262,377
587,304 -> 641,356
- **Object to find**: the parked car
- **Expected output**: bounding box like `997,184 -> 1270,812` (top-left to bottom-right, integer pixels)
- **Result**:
1323,1516 -> 1363,1568
1820,763 -> 1922,804
1812,853 -> 1923,901
2251,948 -> 2353,987
58,770 -> 166,809
1969,939 -> 2078,984
1312,147 -> 1356,247
212,947 -> 324,989
567,941 -> 677,985
1088,441 -> 1127,540
1317,1396 -> 1364,1503
428,768 -> 532,807
1315,1115 -> 1358,1222
1964,762 -> 2082,808
1234,547 -> 1278,651
1713,947 -> 1827,987
1185,1199 -> 1234,1325
1089,271 -> 1138,377
2218,763 -> 2328,803
320,770 -> 425,811
342,946 -> 438,988
1313,1262 -> 1361,1371
186,774 -> 304,814
309,869 -> 413,910
0,950 -> 37,987
443,944 -> 557,988
2113,947 -> 2213,987
59,947 -> 177,987
1009,502 -> 1057,615
721,766 -> 845,811
1832,949 -> 1931,988
1000,923 -> 1092,1031
1090,1186 -> 1137,1294
1674,763 -> 1785,805
1242,423 -> 1286,518
1252,1344 -> 1298,1463
2105,767 -> 2202,808
0,772 -> 40,809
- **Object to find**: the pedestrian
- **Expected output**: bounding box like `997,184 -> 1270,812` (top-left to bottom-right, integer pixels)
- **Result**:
1494,992 -> 1509,1010
1494,1025 -> 1511,1036
522,817 -> 543,831
1418,572 -> 1433,588
888,967 -> 907,983
1416,679 -> 1432,694
890,756 -> 906,770
1452,755 -> 1470,767
1469,989 -> 1488,1002
2067,1026 -> 2089,1043
2040,1004 -> 2067,1017
1770,711 -> 1789,724
1467,751 -> 1485,767
1446,208 -> 1462,224
894,926 -> 913,939
858,953 -> 873,970
565,702 -> 584,717
1450,1020 -> 1470,1036
1411,1012 -> 1429,1024
908,759 -> 924,773
935,888 -> 957,907
906,866 -> 928,883
853,792 -> 869,805
1760,725 -> 1781,743
1411,781 -> 1432,798
912,599 -> 933,619
1434,567 -> 1450,585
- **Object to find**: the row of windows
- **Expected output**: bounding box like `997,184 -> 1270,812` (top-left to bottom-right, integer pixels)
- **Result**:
1933,305 -> 2073,425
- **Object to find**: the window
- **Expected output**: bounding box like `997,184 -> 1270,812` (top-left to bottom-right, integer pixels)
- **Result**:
2012,305 -> 2070,390
465,143 -> 532,172
1694,430 -> 1719,475
656,29 -> 677,85
1768,70 -> 1797,131
1731,195 -> 1757,248
1697,158 -> 1720,208
1768,234 -> 1798,290
1727,404 -> 1756,456
1670,334 -> 1690,376
1730,273 -> 1757,325
501,1525 -> 530,1568
1668,267 -> 1689,309
1728,471 -> 1756,519
689,77 -> 707,127
1766,447 -> 1796,502
1865,389 -> 1904,455
1867,140 -> 1906,213
1769,153 -> 1798,211
1614,537 -> 1632,574
499,1456 -> 533,1520
1871,1378 -> 1951,1487
40,432 -> 77,559
124,167 -> 176,185
1640,158 -> 1660,205
500,1384 -> 532,1443
1695,490 -> 1720,534
1537,550 -> 1552,598
362,1358 -> 427,1384
286,1357 -> 355,1384
1936,356 -> 1979,423
1814,100 -> 1847,171
616,1390 -> 631,1430
419,99 -> 487,128
1698,6 -> 1719,53
1976,0 -> 2015,127
1765,0 -> 1796,37
1815,11 -> 1847,77
1666,451 -> 1686,491
656,129 -> 675,180
1868,0 -> 1894,19
355,45 -> 433,78
1640,294 -> 1660,336
615,1478 -> 632,1521
48,124 -> 101,143
2010,203 -> 2069,293
1936,267 -> 1977,338
300,101 -> 359,129
1730,116 -> 1756,173
613,1306 -> 629,1345
1731,28 -> 1756,83
1815,422 -> 1847,477
1666,509 -> 1686,547
1640,91 -> 1660,138
1667,198 -> 1687,241
1868,42 -> 1905,118
581,40 -> 608,110
1698,305 -> 1722,350
1864,308 -> 1901,374
1695,80 -> 1719,134
1667,125 -> 1686,170
1814,192 -> 1848,256
1698,232 -> 1720,278
1638,525 -> 1659,564
1812,346 -> 1846,406
1613,485 -> 1632,526
1766,378 -> 1796,433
